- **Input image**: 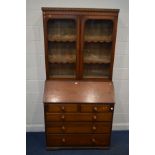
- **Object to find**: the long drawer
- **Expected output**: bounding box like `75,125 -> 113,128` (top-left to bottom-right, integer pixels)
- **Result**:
46,134 -> 110,147
46,122 -> 112,134
45,113 -> 113,122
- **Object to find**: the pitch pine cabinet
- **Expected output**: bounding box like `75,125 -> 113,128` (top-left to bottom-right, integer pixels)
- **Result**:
42,8 -> 119,149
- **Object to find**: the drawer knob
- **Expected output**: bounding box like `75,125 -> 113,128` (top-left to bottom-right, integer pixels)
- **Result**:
92,138 -> 96,143
62,138 -> 66,143
103,106 -> 108,110
93,107 -> 98,112
61,115 -> 65,120
61,106 -> 65,111
61,126 -> 65,130
93,115 -> 97,120
92,126 -> 96,131
110,107 -> 114,111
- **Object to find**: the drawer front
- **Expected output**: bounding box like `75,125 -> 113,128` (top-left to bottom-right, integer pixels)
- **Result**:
81,104 -> 114,113
45,104 -> 78,113
46,122 -> 112,134
46,134 -> 110,147
45,113 -> 113,122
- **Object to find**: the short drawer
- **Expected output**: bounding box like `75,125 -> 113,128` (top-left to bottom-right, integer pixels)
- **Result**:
46,122 -> 112,134
46,134 -> 110,147
45,113 -> 113,122
45,104 -> 78,113
81,104 -> 114,113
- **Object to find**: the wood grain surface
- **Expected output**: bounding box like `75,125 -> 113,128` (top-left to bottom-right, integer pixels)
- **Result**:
43,80 -> 115,103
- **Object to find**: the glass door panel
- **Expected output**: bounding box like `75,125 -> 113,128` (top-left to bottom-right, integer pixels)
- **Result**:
47,18 -> 77,78
82,18 -> 113,79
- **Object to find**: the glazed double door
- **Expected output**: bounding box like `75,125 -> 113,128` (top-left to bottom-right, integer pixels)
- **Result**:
44,15 -> 117,80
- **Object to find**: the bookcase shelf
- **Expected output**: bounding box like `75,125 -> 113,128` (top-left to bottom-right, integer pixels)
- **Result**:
48,35 -> 76,42
84,35 -> 112,43
84,55 -> 111,64
48,55 -> 76,63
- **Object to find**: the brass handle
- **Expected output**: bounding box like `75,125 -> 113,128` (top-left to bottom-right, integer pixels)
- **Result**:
92,126 -> 96,131
62,138 -> 66,143
110,107 -> 114,111
103,106 -> 108,110
92,138 -> 96,143
93,115 -> 97,120
61,126 -> 65,131
61,106 -> 65,111
48,15 -> 52,18
93,106 -> 98,112
61,115 -> 65,120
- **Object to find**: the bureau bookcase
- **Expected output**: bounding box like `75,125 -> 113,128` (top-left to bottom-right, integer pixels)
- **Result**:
42,8 -> 119,149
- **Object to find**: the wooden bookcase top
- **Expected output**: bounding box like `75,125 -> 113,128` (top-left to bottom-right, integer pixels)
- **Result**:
42,8 -> 119,81
42,7 -> 119,13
